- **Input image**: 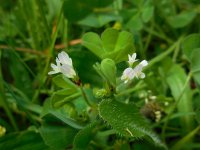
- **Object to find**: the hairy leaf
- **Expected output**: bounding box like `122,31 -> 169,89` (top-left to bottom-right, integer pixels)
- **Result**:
99,99 -> 165,148
73,121 -> 98,150
39,123 -> 78,150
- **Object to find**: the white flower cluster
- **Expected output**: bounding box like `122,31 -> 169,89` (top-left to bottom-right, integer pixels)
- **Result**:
49,52 -> 147,84
48,51 -> 76,78
121,53 -> 148,83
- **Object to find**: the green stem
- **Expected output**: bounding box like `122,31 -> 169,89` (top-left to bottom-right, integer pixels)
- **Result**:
116,81 -> 146,97
54,92 -> 81,107
98,129 -> 116,137
171,126 -> 200,150
147,37 -> 183,69
143,19 -> 154,58
4,82 -> 42,119
114,0 -> 122,10
32,2 -> 64,102
161,72 -> 192,142
172,36 -> 184,62
36,0 -> 51,44
80,85 -> 93,107
62,18 -> 68,48
154,23 -> 174,44
0,52 -> 18,131
143,26 -> 173,44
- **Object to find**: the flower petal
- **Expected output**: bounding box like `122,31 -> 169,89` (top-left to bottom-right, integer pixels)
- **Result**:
128,54 -> 131,60
56,58 -> 61,67
131,53 -> 136,60
60,64 -> 76,78
58,51 -> 72,66
48,71 -> 57,75
128,53 -> 137,66
51,63 -> 57,69
140,60 -> 148,67
49,63 -> 61,74
121,67 -> 135,82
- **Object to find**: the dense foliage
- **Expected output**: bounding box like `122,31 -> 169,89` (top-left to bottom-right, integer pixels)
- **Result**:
0,0 -> 200,149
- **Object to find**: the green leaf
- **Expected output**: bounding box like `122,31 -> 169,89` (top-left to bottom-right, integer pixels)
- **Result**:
166,64 -> 194,131
142,6 -> 154,23
8,52 -> 33,97
4,82 -> 42,115
167,11 -> 197,28
82,32 -> 104,58
71,49 -> 102,86
171,126 -> 200,150
39,123 -> 78,150
182,34 -> 200,61
53,88 -> 78,95
45,0 -> 62,22
0,130 -> 49,150
53,75 -> 78,89
50,87 -> 80,108
193,94 -> 200,124
181,34 -> 200,85
51,75 -> 81,107
101,28 -> 119,52
63,0 -> 92,22
18,0 -> 51,50
41,99 -> 84,129
51,92 -> 81,108
100,58 -> 116,87
63,0 -> 114,22
99,99 -> 165,147
73,121 -> 98,150
78,13 -> 119,28
125,14 -> 143,31
109,29 -> 133,52
191,48 -> 200,85
82,28 -> 135,63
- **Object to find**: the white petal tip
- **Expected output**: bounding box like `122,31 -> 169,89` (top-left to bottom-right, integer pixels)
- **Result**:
140,73 -> 145,78
48,71 -> 55,75
141,60 -> 148,66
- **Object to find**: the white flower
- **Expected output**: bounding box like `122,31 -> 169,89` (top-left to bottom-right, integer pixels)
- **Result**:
121,67 -> 135,83
128,53 -> 137,66
132,60 -> 148,79
121,55 -> 148,83
48,51 -> 76,78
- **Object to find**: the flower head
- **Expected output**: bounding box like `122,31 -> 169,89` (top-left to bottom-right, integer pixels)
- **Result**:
121,67 -> 135,83
121,54 -> 148,83
48,51 -> 76,78
128,53 -> 137,66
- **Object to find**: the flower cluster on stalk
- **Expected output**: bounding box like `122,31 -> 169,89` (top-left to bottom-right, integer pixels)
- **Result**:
121,53 -> 148,83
